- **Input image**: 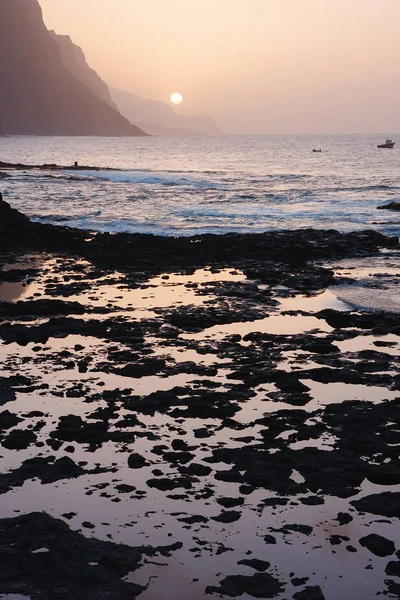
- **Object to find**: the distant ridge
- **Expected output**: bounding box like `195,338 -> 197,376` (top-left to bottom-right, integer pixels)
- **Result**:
0,0 -> 146,136
111,87 -> 223,136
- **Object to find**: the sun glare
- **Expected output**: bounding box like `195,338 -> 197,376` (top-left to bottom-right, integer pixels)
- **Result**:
170,92 -> 183,105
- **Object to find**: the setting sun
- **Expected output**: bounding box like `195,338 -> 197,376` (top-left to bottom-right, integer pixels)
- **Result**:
170,92 -> 183,105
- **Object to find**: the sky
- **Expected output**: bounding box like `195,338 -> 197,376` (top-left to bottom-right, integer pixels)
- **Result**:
39,0 -> 400,135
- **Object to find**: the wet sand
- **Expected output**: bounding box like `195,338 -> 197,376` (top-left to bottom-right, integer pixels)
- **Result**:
0,197 -> 399,599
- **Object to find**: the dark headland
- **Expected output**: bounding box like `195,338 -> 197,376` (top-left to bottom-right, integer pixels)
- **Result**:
0,195 -> 400,599
0,0 -> 146,136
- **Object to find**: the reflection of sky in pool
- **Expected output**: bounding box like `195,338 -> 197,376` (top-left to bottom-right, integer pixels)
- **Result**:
0,254 -> 399,600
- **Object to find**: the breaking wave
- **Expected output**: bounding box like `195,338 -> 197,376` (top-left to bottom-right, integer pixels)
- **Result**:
64,169 -> 221,189
2,134 -> 400,237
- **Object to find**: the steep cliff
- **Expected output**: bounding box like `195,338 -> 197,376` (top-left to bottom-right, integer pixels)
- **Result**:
0,0 -> 146,136
50,31 -> 116,109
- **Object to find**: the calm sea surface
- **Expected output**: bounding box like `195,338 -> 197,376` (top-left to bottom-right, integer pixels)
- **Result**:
1,134 -> 399,236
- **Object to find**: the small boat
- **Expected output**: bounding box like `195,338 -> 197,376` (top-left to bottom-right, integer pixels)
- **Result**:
312,149 -> 322,153
377,138 -> 395,149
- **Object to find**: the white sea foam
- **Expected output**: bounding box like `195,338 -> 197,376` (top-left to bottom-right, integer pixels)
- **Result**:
66,169 -> 220,189
334,285 -> 400,313
2,134 -> 399,238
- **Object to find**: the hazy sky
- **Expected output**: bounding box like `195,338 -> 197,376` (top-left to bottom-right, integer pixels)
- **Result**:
39,0 -> 400,134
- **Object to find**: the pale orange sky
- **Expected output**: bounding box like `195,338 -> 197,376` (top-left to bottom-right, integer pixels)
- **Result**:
39,0 -> 400,134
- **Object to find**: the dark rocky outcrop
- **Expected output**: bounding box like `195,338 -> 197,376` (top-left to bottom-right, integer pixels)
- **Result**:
237,559 -> 270,571
0,456 -> 111,494
377,202 -> 400,211
0,0 -> 145,136
351,492 -> 400,518
293,586 -> 325,600
0,511 -> 181,599
0,299 -> 86,318
0,195 -> 398,269
359,534 -> 395,557
206,572 -> 285,598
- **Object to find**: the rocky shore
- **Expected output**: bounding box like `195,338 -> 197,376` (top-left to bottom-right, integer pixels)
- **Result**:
0,160 -> 119,173
0,196 -> 399,599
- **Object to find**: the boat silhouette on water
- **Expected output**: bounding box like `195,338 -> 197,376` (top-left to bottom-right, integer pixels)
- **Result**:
377,138 -> 395,149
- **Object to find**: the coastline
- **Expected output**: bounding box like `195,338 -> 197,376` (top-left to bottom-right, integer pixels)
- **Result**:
0,196 -> 400,599
0,160 -> 122,172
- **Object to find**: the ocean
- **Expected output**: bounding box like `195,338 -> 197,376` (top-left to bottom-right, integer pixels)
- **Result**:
1,134 -> 399,237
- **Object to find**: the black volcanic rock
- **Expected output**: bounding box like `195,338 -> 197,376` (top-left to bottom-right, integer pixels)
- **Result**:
0,512 -> 181,599
206,572 -> 285,598
0,0 -> 146,136
359,534 -> 395,557
377,202 -> 400,211
0,194 -> 87,252
0,195 -> 398,266
351,492 -> 400,518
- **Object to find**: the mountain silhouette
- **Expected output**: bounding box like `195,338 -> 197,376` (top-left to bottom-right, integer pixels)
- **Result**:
111,88 -> 223,136
50,31 -> 117,110
0,0 -> 145,136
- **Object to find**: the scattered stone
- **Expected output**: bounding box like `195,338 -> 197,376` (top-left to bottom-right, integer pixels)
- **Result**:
261,498 -> 289,508
291,577 -> 309,587
385,561 -> 400,577
351,492 -> 400,518
264,535 -> 277,545
163,451 -> 195,464
127,453 -> 147,469
299,496 -> 324,506
335,512 -> 353,525
329,535 -> 349,546
115,484 -> 136,494
171,438 -> 189,450
193,427 -> 214,438
62,512 -> 77,520
271,524 -> 313,536
305,341 -> 339,354
1,429 -> 37,450
217,497 -> 245,509
384,579 -> 400,597
212,510 -> 242,523
146,477 -> 192,491
238,558 -> 270,571
359,534 -> 396,557
0,410 -> 22,430
206,572 -> 285,598
293,585 -> 325,599
177,515 -> 209,524
180,462 -> 212,477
